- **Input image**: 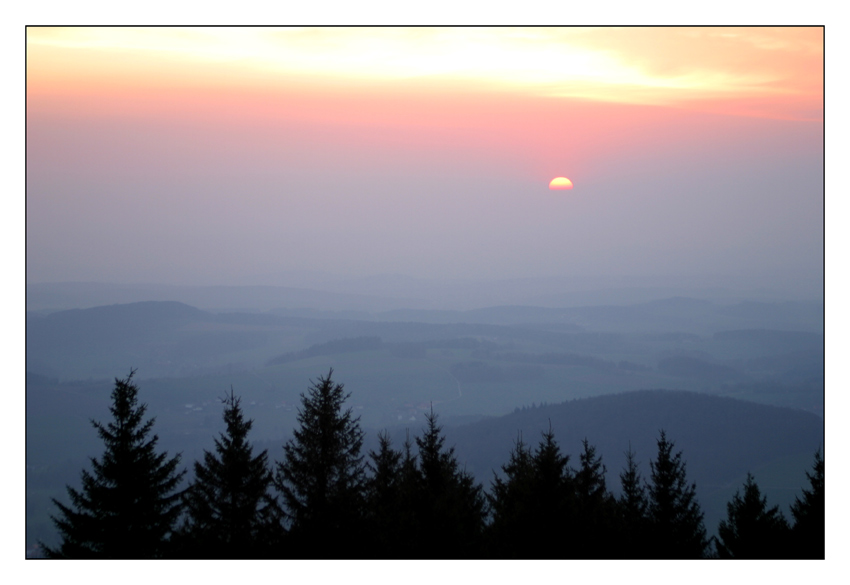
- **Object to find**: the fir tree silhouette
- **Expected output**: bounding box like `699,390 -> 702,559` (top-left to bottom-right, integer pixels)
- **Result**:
175,388 -> 282,558
274,369 -> 366,558
41,371 -> 185,558
646,430 -> 708,558
573,438 -> 616,558
413,407 -> 486,558
716,473 -> 790,559
616,443 -> 650,558
486,431 -> 535,558
531,424 -> 576,557
790,450 -> 824,559
488,424 -> 575,558
363,430 -> 410,557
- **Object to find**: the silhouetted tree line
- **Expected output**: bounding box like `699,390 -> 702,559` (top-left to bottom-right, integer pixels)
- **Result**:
40,370 -> 825,559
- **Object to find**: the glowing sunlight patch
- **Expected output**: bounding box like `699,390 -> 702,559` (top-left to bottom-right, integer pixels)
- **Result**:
26,27 -> 823,120
549,177 -> 574,190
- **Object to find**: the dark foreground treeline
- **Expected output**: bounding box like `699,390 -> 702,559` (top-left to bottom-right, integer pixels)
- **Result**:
39,370 -> 824,560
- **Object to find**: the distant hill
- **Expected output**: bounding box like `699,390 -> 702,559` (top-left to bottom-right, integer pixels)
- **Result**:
27,301 -> 208,352
268,336 -> 385,365
26,301 -> 284,380
713,329 -> 823,353
38,299 -> 206,328
419,389 -> 822,535
376,306 -> 587,329
441,389 -> 822,485
28,282 -> 822,333
657,355 -> 745,382
26,282 -> 423,313
544,298 -> 822,334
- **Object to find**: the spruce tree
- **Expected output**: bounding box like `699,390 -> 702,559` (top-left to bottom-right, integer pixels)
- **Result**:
790,450 -> 824,559
363,430 -> 408,557
41,371 -> 185,558
487,432 -> 535,558
716,473 -> 790,559
176,389 -> 282,558
617,444 -> 650,558
646,430 -> 708,558
575,439 -> 608,503
413,408 -> 486,558
365,431 -> 403,514
531,425 -> 576,557
573,438 -> 616,558
488,424 -> 574,558
274,369 -> 366,557
396,431 -> 423,557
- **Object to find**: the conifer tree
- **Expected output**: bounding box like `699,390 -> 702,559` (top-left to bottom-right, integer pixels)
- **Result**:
365,431 -> 402,513
575,439 -> 608,502
617,444 -> 650,558
487,432 -> 535,557
413,408 -> 486,558
573,438 -> 616,558
274,369 -> 366,557
790,450 -> 824,559
646,430 -> 708,558
396,431 -> 423,556
531,425 -> 576,557
488,424 -> 574,558
363,430 -> 409,556
716,473 -> 790,559
176,389 -> 282,558
41,371 -> 185,558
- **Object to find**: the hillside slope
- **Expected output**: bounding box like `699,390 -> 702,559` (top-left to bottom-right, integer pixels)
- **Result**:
430,389 -> 823,535
442,390 -> 822,485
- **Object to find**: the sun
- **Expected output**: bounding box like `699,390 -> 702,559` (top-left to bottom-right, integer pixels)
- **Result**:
549,177 -> 573,190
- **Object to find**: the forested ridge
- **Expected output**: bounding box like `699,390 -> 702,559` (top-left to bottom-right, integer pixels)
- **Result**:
38,371 -> 824,560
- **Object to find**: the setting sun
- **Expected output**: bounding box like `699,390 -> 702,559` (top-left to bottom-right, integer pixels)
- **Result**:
549,177 -> 574,190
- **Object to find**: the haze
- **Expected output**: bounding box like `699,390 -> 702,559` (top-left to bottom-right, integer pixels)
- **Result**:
26,27 -> 823,301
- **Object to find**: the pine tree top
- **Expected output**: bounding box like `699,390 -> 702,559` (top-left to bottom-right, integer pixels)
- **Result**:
43,371 -> 185,559
275,369 -> 366,539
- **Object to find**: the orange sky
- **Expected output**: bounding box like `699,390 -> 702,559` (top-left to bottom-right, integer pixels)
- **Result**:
26,27 -> 824,288
27,27 -> 822,121
26,27 -> 823,182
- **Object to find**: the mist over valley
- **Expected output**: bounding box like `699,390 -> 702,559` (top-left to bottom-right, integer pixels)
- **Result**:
26,278 -> 824,554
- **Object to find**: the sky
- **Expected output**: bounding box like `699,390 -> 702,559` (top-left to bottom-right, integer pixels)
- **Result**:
26,27 -> 824,297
